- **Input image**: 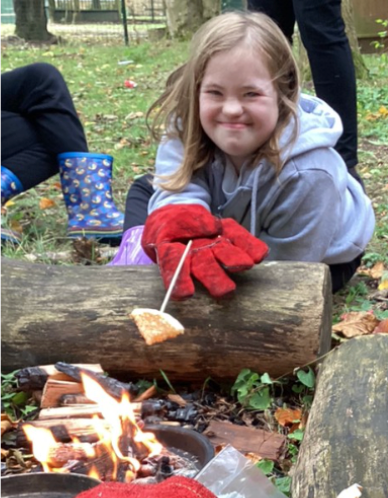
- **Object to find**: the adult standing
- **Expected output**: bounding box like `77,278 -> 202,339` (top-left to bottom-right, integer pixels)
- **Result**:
247,0 -> 362,183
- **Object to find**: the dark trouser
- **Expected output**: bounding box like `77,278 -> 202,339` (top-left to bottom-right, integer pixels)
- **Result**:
1,63 -> 88,190
248,0 -> 358,171
124,174 -> 361,293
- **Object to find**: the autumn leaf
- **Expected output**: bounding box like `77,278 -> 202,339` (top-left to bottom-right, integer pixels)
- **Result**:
373,319 -> 388,334
39,198 -> 56,210
332,311 -> 380,338
357,261 -> 385,279
378,272 -> 388,291
274,407 -> 302,427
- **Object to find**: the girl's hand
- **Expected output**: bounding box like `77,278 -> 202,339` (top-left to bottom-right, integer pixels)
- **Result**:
142,204 -> 268,299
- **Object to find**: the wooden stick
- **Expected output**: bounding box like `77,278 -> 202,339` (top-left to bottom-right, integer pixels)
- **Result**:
160,240 -> 192,313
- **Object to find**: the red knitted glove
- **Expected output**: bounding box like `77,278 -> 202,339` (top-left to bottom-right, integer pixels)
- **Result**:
142,204 -> 269,299
75,477 -> 217,498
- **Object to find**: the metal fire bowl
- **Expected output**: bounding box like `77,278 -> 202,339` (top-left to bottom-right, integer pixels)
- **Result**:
1,473 -> 101,498
0,426 -> 214,497
146,425 -> 215,469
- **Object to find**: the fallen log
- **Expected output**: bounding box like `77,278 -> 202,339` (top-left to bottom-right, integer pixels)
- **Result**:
291,335 -> 388,498
1,259 -> 332,381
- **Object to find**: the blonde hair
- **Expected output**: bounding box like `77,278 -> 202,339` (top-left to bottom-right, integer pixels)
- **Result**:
147,11 -> 300,191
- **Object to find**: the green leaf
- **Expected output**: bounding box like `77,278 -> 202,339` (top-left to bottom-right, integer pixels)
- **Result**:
256,459 -> 274,475
296,367 -> 315,388
248,387 -> 271,410
287,429 -> 304,441
11,391 -> 29,406
292,384 -> 304,394
260,373 -> 273,385
159,370 -> 176,394
274,476 -> 291,495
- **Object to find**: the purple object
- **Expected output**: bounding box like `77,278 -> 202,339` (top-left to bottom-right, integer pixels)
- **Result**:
108,225 -> 153,265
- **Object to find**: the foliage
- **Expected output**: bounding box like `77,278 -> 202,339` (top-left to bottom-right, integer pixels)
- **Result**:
1,371 -> 37,421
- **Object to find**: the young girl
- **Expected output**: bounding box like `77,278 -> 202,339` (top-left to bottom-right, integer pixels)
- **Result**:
110,11 -> 375,298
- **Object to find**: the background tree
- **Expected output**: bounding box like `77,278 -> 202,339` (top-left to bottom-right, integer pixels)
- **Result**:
164,0 -> 221,38
13,0 -> 56,42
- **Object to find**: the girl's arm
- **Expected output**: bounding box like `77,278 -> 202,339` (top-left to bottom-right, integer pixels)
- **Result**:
148,137 -> 211,213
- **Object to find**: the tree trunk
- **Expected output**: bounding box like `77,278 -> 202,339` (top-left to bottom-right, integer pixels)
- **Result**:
164,0 -> 220,38
13,0 -> 56,42
92,0 -> 102,9
291,335 -> 388,498
1,259 -> 332,382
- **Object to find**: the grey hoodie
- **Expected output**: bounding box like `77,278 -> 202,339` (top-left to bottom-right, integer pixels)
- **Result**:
148,94 -> 375,265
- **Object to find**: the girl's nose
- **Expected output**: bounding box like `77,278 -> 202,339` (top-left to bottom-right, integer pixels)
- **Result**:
222,98 -> 243,116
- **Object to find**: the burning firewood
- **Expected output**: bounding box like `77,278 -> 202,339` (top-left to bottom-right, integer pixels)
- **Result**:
37,400 -> 166,421
46,441 -> 96,467
15,364 -> 103,391
54,362 -> 139,399
41,379 -> 84,408
17,419 -> 111,446
60,394 -> 97,406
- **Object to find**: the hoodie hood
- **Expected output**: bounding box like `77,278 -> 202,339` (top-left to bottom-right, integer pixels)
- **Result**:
280,93 -> 343,161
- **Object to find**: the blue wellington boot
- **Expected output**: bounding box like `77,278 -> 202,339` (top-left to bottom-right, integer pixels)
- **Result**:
1,166 -> 24,244
58,152 -> 124,245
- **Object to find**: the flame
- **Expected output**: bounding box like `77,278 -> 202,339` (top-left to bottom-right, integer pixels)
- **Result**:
88,465 -> 100,480
23,373 -> 163,480
22,425 -> 58,472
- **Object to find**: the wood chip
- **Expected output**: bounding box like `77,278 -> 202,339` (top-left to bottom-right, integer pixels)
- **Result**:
130,308 -> 184,346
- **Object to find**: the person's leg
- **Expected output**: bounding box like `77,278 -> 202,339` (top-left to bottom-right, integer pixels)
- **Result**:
2,111 -> 57,190
124,174 -> 154,231
247,0 -> 295,42
293,0 -> 358,171
1,63 -> 88,155
329,254 -> 363,293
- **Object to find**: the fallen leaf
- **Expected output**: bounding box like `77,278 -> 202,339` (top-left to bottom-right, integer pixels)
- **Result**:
39,197 -> 56,210
378,274 -> 388,290
332,312 -> 380,338
167,394 -> 187,407
373,319 -> 388,334
357,261 -> 385,279
274,407 -> 302,427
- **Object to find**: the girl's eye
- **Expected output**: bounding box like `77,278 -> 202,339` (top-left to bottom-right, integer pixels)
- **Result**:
245,92 -> 260,98
207,90 -> 222,96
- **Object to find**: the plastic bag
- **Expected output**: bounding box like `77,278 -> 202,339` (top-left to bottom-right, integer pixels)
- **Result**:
195,445 -> 287,498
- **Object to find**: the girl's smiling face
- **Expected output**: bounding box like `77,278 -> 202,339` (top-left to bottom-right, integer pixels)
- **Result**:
199,45 -> 279,170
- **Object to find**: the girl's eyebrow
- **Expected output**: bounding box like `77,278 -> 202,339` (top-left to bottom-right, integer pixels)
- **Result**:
201,82 -> 265,91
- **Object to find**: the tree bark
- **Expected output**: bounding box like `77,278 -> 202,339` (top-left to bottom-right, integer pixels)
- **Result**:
164,0 -> 220,38
1,259 -> 332,381
13,0 -> 56,42
291,335 -> 388,498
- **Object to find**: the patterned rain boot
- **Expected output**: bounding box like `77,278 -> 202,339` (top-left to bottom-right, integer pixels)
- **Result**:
1,166 -> 24,244
58,152 -> 124,245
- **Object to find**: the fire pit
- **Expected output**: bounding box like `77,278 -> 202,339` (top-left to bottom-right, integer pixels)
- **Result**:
1,473 -> 100,498
1,426 -> 214,497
